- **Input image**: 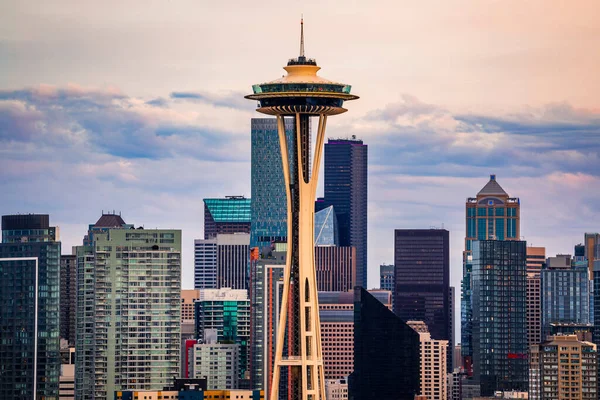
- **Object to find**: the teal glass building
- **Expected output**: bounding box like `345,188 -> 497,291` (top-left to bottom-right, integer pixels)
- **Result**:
0,214 -> 61,400
203,196 -> 251,239
250,118 -> 295,250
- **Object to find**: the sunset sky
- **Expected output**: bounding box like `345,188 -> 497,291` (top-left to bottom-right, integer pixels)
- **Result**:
1,1 -> 599,339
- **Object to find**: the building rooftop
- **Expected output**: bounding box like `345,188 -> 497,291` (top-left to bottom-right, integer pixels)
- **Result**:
204,197 -> 251,223
93,213 -> 126,228
477,174 -> 508,196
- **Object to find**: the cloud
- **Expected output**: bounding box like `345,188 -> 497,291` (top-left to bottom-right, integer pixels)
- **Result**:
170,90 -> 254,111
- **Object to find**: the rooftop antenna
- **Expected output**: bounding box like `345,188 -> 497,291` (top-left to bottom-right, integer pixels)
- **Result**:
299,15 -> 305,58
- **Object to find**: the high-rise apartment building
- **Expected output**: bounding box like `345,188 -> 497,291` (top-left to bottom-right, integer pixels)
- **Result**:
194,233 -> 250,290
0,214 -> 61,399
408,321 -> 448,400
188,334 -> 240,390
529,335 -> 597,400
203,196 -> 251,239
321,138 -> 368,288
379,263 -> 394,291
181,289 -> 201,324
394,229 -> 451,365
194,288 -> 250,385
462,175 -> 520,372
541,255 -> 590,338
59,346 -> 75,400
60,253 -> 77,346
349,287 -> 420,400
75,219 -> 181,400
325,379 -> 348,400
472,240 -> 528,395
250,118 -> 294,250
527,247 -> 545,347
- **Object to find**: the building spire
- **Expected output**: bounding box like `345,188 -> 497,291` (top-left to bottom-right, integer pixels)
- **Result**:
300,15 -> 305,58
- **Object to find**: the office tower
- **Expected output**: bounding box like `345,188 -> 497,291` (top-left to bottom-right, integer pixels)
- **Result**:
60,346 -> 75,400
472,240 -> 528,395
585,233 -> 600,279
349,287 -> 420,400
394,229 -> 451,367
462,174 -> 520,373
574,243 -> 586,262
194,233 -> 250,290
322,137 -> 368,289
541,255 -> 590,338
529,334 -> 597,400
527,247 -> 545,347
449,286 -> 455,369
75,222 -> 181,399
249,247 -> 286,392
325,379 -> 348,400
188,333 -> 240,389
315,246 -> 356,292
245,19 -> 359,400
250,117 -> 294,251
204,196 -> 251,239
448,368 -> 467,400
314,205 -> 339,246
60,253 -> 76,346
181,289 -> 200,377
0,214 -> 61,399
379,263 -> 394,291
194,238 -> 217,289
408,321 -> 448,400
194,288 -> 250,385
319,290 -> 391,380
454,344 -> 462,369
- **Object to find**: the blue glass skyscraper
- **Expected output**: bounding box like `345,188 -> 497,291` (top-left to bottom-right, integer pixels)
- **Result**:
250,118 -> 295,250
0,214 -> 61,399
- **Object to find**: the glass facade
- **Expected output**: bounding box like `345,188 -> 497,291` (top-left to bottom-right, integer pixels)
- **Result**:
314,205 -> 339,246
349,287 -> 420,400
0,214 -> 61,400
322,138 -> 368,288
541,262 -> 589,337
203,197 -> 251,240
472,240 -> 528,395
250,118 -> 295,251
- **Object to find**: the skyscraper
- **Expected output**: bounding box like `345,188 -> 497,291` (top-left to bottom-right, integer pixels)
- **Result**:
541,254 -> 590,338
322,137 -> 368,288
526,247 -> 545,347
194,288 -> 250,386
585,233 -> 600,279
250,117 -> 294,251
204,196 -> 251,239
315,246 -> 356,292
75,218 -> 181,399
407,321 -> 448,400
462,175 -> 520,372
194,233 -> 250,290
471,240 -> 528,395
379,263 -> 394,292
60,253 -> 77,346
0,214 -> 61,399
349,287 -> 420,400
394,229 -> 451,362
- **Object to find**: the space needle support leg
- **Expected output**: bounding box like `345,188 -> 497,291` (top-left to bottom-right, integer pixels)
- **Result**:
270,115 -> 294,400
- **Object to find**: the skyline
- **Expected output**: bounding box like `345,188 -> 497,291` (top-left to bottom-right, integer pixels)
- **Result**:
1,0 -> 599,329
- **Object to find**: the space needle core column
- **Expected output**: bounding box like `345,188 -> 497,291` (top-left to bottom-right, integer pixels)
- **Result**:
246,19 -> 358,400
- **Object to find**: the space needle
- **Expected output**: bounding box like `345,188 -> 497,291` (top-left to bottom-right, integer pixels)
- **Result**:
246,19 -> 358,400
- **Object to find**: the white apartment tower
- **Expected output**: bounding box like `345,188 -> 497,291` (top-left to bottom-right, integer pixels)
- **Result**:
408,321 -> 448,400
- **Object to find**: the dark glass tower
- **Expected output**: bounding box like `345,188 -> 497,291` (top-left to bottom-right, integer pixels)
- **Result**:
322,138 -> 368,288
349,287 -> 420,400
394,229 -> 451,369
0,214 -> 61,399
472,240 -> 527,395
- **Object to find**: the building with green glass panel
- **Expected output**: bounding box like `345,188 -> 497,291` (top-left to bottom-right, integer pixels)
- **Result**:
204,196 -> 251,240
194,288 -> 250,387
75,214 -> 181,400
0,214 -> 61,400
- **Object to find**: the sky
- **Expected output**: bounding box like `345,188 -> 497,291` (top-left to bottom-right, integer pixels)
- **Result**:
1,0 -> 599,341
